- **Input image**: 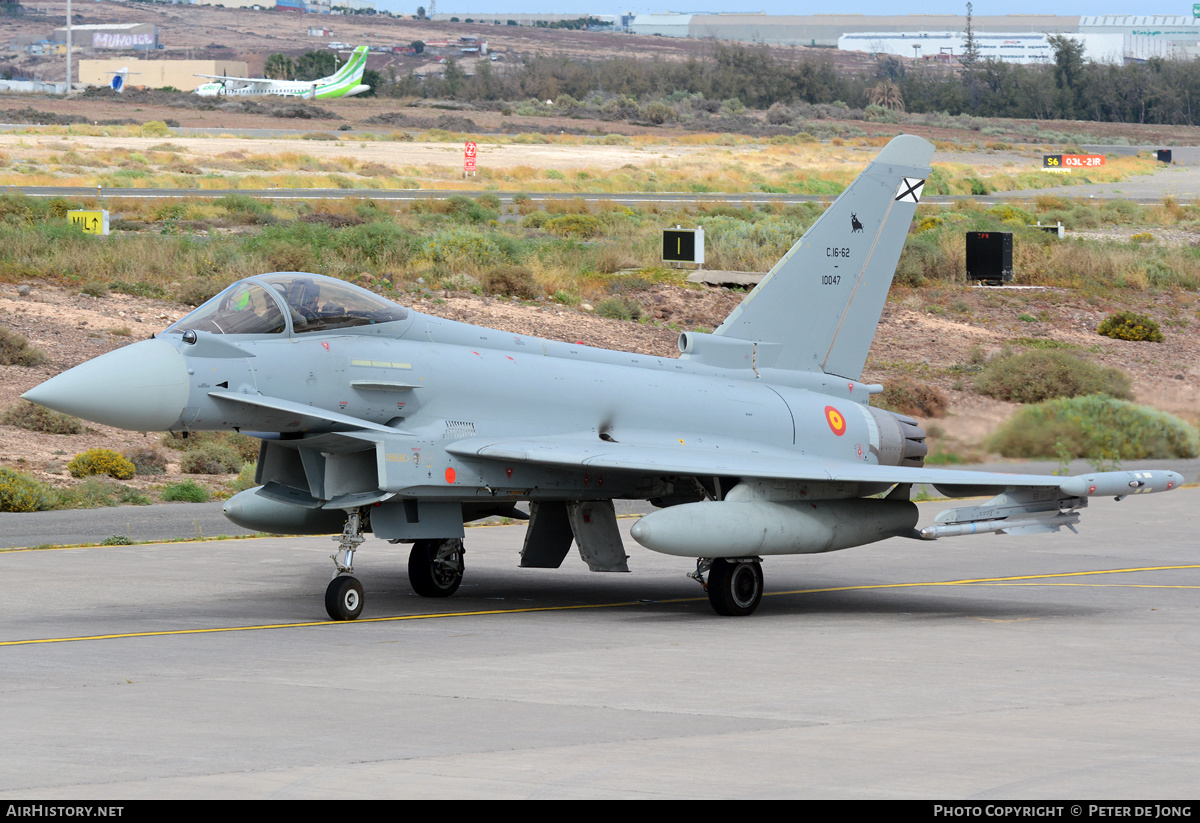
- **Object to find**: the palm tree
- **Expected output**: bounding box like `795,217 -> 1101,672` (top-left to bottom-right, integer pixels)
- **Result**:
870,80 -> 905,112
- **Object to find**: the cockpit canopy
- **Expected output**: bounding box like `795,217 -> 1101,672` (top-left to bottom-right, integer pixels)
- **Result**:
166,273 -> 409,337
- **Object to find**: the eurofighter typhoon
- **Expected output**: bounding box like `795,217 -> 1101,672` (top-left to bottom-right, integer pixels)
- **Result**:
23,135 -> 1182,618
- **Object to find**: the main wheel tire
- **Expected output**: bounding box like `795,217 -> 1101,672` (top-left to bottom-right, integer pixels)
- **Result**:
325,575 -> 364,621
707,559 -> 763,616
408,538 -> 464,598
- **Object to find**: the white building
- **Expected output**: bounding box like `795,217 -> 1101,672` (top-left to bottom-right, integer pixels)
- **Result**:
838,31 -> 1135,65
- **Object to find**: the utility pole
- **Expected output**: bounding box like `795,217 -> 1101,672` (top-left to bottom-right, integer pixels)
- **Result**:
65,0 -> 71,94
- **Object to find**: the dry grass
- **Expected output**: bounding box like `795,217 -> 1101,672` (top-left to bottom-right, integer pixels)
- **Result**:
0,131 -> 1157,197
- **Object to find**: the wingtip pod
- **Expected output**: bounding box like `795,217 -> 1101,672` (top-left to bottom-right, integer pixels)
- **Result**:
1057,469 -> 1184,498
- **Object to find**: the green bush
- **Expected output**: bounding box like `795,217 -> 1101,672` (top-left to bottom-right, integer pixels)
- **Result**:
1097,311 -> 1164,342
55,478 -> 151,509
975,350 -> 1132,404
594,296 -> 642,321
162,479 -> 209,503
125,448 -> 168,475
2,401 -> 83,434
161,431 -> 259,463
0,326 -> 48,367
229,462 -> 258,494
544,214 -> 603,238
68,448 -> 135,480
0,467 -> 55,512
986,396 -> 1199,459
180,443 -> 242,474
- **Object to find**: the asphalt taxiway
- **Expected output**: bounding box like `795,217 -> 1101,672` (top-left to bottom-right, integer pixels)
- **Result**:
1,489 -> 1197,799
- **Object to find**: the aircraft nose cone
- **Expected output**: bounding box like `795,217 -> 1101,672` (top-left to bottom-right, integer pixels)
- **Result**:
22,338 -> 190,431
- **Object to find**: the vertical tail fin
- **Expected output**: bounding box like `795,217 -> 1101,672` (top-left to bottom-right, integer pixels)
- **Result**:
321,46 -> 368,85
714,134 -> 934,380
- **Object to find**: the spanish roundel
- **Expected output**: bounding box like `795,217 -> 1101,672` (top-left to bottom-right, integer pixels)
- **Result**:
825,405 -> 847,436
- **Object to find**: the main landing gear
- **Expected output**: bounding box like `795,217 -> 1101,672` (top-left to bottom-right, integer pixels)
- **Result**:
408,538 -> 465,598
692,557 -> 764,616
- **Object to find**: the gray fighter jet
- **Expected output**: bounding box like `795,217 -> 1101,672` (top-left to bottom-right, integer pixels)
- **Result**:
23,135 -> 1183,619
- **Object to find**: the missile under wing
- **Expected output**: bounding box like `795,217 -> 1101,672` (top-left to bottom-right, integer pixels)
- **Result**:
23,135 -> 1183,619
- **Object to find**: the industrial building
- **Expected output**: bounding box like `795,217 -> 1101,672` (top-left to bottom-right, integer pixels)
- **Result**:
836,31 -> 1143,64
51,23 -> 159,51
630,14 -> 1080,47
625,12 -> 1200,63
79,58 -> 248,92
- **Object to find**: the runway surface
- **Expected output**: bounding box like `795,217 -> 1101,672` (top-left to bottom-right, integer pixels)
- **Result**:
2,489 -> 1198,799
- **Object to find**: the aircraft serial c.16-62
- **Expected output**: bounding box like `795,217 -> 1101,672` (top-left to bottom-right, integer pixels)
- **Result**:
23,135 -> 1183,619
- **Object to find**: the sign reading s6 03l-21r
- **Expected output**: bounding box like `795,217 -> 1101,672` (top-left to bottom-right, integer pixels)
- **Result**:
1044,154 -> 1105,169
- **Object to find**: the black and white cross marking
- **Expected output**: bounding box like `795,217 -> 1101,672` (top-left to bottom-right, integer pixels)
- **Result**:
895,177 -> 925,204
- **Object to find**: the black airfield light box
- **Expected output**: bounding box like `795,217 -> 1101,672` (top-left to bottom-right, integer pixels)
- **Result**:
965,231 -> 1013,285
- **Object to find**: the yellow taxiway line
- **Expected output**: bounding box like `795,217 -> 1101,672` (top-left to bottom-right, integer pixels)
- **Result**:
3,564 -> 1197,648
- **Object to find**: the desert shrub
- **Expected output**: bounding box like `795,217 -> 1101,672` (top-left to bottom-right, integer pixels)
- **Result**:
480,265 -> 540,299
125,448 -> 169,475
422,228 -> 511,270
641,101 -> 676,125
766,102 -> 794,125
0,326 -> 48,367
174,276 -> 223,307
180,443 -> 242,474
160,431 -> 259,463
68,448 -> 135,480
55,478 -> 151,509
594,296 -> 642,321
893,232 -> 957,285
0,467 -> 55,512
544,214 -> 603,238
1097,311 -> 1164,342
2,401 -> 83,434
443,194 -> 497,224
874,378 -> 948,417
215,194 -> 272,217
229,462 -> 258,494
521,211 -> 550,229
162,479 -> 209,503
474,193 -> 501,210
975,350 -> 1132,403
79,279 -> 109,298
140,120 -> 172,138
986,396 -> 1199,459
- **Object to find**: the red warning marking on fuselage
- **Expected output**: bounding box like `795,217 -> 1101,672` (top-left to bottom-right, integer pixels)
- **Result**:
445,467 -> 457,484
825,405 -> 847,436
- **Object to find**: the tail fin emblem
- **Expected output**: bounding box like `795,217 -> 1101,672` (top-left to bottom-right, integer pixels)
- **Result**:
895,178 -> 925,203
850,213 -> 864,232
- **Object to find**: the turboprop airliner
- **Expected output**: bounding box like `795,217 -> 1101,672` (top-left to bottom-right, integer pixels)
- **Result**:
194,45 -> 370,99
